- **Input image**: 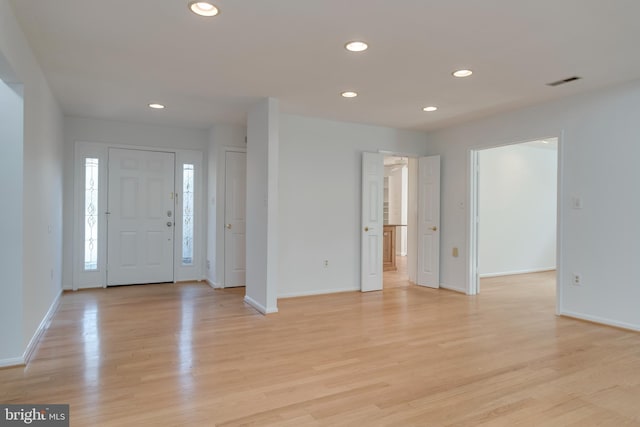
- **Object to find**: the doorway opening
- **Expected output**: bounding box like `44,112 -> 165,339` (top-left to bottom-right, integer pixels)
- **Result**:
470,138 -> 559,305
361,152 -> 440,292
382,156 -> 411,289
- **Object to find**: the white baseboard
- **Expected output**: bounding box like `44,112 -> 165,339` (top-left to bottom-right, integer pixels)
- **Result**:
74,283 -> 104,290
244,295 -> 278,315
23,289 -> 63,364
279,287 -> 360,299
0,357 -> 24,368
440,283 -> 467,294
479,267 -> 556,278
559,310 -> 640,332
205,279 -> 223,289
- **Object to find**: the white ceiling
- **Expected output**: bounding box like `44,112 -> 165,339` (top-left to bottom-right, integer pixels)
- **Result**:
9,0 -> 640,131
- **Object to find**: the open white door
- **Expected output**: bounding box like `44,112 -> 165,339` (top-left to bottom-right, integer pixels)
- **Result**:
417,156 -> 441,288
361,152 -> 384,292
224,151 -> 247,287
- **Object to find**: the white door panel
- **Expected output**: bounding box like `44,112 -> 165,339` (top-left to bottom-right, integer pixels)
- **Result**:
224,151 -> 247,287
417,156 -> 441,288
107,148 -> 175,285
361,152 -> 384,292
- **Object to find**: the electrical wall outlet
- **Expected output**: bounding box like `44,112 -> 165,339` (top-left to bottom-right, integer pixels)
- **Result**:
572,273 -> 582,286
572,196 -> 583,209
324,260 -> 329,268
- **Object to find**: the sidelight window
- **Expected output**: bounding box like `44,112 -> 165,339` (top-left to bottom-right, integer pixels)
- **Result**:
84,158 -> 99,270
182,164 -> 195,265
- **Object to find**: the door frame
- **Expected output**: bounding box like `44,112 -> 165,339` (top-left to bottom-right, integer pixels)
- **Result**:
467,135 -> 564,315
72,141 -> 205,290
217,146 -> 247,288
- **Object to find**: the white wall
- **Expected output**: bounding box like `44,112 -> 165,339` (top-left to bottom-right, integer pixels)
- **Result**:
387,166 -> 403,225
478,143 -> 557,277
207,123 -> 246,286
428,79 -> 640,330
62,116 -> 209,289
0,0 -> 65,364
0,77 -> 24,363
400,166 -> 408,256
246,98 -> 279,313
278,114 -> 428,297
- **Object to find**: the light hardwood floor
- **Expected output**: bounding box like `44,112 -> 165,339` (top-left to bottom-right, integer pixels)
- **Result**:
383,255 -> 409,289
2,273 -> 640,426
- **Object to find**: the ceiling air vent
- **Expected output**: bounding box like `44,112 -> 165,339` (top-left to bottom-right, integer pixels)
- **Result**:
547,76 -> 582,87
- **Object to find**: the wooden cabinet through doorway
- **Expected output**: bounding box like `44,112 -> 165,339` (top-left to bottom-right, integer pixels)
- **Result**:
383,225 -> 396,272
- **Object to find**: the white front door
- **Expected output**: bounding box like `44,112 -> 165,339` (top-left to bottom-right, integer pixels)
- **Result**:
417,156 -> 441,288
107,148 -> 175,286
361,152 -> 384,292
224,151 -> 247,287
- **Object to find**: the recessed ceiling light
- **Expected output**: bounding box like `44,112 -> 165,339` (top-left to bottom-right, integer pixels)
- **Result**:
345,41 -> 368,52
452,69 -> 473,78
422,106 -> 438,112
189,1 -> 219,17
341,91 -> 358,98
149,103 -> 165,109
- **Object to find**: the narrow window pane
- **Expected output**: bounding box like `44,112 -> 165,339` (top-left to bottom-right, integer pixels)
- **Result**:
182,164 -> 195,265
84,158 -> 99,271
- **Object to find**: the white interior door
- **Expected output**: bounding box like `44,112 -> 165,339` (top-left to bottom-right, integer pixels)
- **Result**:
107,148 -> 175,286
417,155 -> 441,288
224,151 -> 247,287
361,152 -> 384,292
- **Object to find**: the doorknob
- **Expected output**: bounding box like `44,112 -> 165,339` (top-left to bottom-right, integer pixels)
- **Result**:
431,226 -> 438,231
226,224 -> 232,229
167,221 -> 173,227
364,227 -> 369,232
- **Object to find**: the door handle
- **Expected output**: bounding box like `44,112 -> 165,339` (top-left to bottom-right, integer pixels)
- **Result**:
431,226 -> 438,231
167,221 -> 173,227
226,224 -> 232,229
364,227 -> 369,232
